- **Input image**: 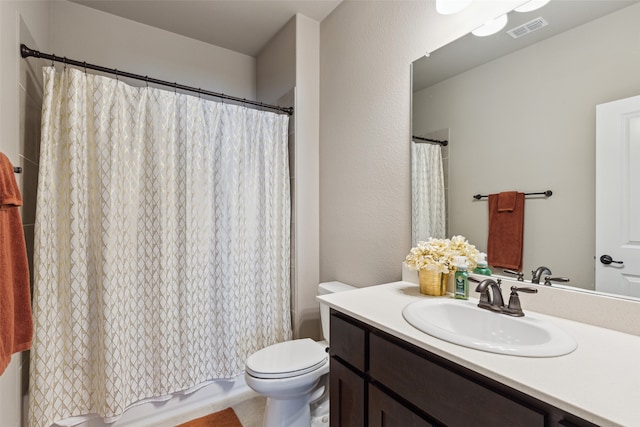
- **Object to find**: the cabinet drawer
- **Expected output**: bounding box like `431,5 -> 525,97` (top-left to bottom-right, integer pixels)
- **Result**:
330,312 -> 366,371
369,333 -> 545,427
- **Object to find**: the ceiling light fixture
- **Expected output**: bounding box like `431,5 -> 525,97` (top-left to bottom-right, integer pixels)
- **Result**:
472,14 -> 508,37
514,0 -> 551,13
436,0 -> 473,15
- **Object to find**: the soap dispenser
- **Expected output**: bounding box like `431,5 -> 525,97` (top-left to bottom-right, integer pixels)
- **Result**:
454,256 -> 469,300
473,252 -> 492,276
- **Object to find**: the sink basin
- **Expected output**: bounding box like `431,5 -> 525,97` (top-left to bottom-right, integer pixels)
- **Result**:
402,299 -> 577,357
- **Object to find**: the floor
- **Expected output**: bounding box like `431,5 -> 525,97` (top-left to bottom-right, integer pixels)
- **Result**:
170,390 -> 330,427
161,391 -> 266,427
232,394 -> 330,427
232,396 -> 267,427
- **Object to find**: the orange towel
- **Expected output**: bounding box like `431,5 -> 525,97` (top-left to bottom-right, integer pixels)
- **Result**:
0,153 -> 32,376
487,191 -> 525,271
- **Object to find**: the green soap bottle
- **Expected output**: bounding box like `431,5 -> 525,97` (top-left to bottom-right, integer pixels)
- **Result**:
454,256 -> 469,300
473,252 -> 492,276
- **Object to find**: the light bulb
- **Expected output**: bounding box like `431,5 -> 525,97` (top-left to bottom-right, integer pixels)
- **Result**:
436,0 -> 473,15
472,14 -> 508,37
514,0 -> 551,13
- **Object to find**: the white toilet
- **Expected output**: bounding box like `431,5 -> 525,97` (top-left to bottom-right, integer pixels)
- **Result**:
245,281 -> 355,427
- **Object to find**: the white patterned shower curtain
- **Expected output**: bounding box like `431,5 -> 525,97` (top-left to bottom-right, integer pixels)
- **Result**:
29,67 -> 292,426
411,141 -> 446,244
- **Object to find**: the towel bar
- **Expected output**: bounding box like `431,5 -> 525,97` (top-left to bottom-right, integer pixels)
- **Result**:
473,190 -> 552,200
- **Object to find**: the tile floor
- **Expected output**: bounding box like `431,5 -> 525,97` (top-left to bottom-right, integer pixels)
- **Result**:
232,395 -> 267,427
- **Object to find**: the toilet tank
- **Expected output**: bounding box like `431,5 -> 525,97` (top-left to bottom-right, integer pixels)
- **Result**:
318,281 -> 355,344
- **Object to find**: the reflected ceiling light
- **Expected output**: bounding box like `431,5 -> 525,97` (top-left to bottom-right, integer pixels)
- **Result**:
436,0 -> 473,15
472,14 -> 508,37
514,0 -> 551,13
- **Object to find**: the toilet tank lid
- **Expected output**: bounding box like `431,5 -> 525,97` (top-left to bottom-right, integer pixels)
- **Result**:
318,281 -> 355,295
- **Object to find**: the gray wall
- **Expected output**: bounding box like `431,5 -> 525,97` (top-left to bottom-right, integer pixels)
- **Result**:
319,1 -> 517,287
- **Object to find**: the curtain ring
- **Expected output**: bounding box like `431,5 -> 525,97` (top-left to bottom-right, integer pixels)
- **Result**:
145,76 -> 149,88
174,82 -> 177,93
63,57 -> 67,70
115,69 -> 119,82
50,54 -> 55,67
83,61 -> 87,74
198,88 -> 202,99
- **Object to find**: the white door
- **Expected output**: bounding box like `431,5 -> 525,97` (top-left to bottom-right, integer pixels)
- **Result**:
596,94 -> 640,297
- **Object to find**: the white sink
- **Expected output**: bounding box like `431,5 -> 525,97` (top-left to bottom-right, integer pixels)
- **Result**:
402,299 -> 577,357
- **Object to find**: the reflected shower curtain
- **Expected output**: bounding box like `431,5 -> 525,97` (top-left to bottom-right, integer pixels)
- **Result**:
29,67 -> 291,426
411,141 -> 446,244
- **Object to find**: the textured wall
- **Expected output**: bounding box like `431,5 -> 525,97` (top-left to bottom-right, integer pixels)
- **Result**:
319,1 -> 518,287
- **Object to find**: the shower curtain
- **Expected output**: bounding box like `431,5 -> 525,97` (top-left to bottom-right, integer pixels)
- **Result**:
411,141 -> 446,244
28,67 -> 292,427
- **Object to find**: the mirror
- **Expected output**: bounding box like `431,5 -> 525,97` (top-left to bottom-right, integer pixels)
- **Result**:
411,0 -> 640,297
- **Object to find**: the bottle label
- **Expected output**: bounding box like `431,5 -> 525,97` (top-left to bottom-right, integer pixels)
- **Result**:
455,274 -> 468,299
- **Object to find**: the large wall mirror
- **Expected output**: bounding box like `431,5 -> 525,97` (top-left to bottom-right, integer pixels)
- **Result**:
411,0 -> 640,298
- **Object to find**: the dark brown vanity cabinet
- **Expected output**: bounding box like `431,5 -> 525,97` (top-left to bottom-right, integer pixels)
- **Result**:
329,310 -> 599,427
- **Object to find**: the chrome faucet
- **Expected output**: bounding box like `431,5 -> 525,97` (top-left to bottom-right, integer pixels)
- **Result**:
531,266 -> 552,284
469,277 -> 538,317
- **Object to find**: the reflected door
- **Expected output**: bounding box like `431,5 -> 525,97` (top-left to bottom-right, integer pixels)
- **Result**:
596,94 -> 640,297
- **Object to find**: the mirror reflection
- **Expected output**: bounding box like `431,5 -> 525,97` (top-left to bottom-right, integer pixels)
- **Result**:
411,0 -> 640,297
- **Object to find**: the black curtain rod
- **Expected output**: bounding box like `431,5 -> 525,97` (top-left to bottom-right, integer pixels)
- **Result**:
412,135 -> 448,146
473,190 -> 552,200
20,44 -> 293,116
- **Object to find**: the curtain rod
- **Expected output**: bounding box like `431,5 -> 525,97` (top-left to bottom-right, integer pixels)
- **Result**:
20,44 -> 293,116
412,135 -> 448,146
473,190 -> 553,200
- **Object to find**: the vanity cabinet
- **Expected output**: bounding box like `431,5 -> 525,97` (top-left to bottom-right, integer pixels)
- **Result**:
329,310 -> 598,427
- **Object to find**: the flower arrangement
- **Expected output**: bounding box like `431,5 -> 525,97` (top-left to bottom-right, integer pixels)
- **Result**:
405,235 -> 480,274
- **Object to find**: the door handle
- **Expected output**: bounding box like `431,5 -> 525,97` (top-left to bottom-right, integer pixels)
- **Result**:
600,255 -> 623,265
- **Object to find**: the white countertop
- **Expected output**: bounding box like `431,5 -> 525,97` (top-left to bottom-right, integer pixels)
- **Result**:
318,281 -> 640,427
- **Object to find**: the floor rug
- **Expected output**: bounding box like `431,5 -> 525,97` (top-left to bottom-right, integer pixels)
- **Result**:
176,407 -> 243,427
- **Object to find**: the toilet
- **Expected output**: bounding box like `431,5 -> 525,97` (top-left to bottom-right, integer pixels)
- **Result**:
245,281 -> 355,427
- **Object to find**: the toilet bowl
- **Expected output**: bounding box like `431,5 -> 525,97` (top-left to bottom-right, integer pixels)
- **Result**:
244,281 -> 355,427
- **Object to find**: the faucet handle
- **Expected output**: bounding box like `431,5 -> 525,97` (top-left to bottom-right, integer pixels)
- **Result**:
511,286 -> 538,294
504,286 -> 538,317
503,269 -> 525,281
543,276 -> 570,286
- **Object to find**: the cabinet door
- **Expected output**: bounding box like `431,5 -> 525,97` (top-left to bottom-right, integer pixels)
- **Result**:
369,384 -> 434,427
369,333 -> 546,427
330,357 -> 365,427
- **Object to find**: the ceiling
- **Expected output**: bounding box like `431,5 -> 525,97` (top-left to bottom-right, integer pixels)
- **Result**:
412,0 -> 638,92
71,0 -> 342,57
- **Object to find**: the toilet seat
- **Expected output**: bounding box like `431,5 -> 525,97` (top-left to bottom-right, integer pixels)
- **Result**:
246,338 -> 328,379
